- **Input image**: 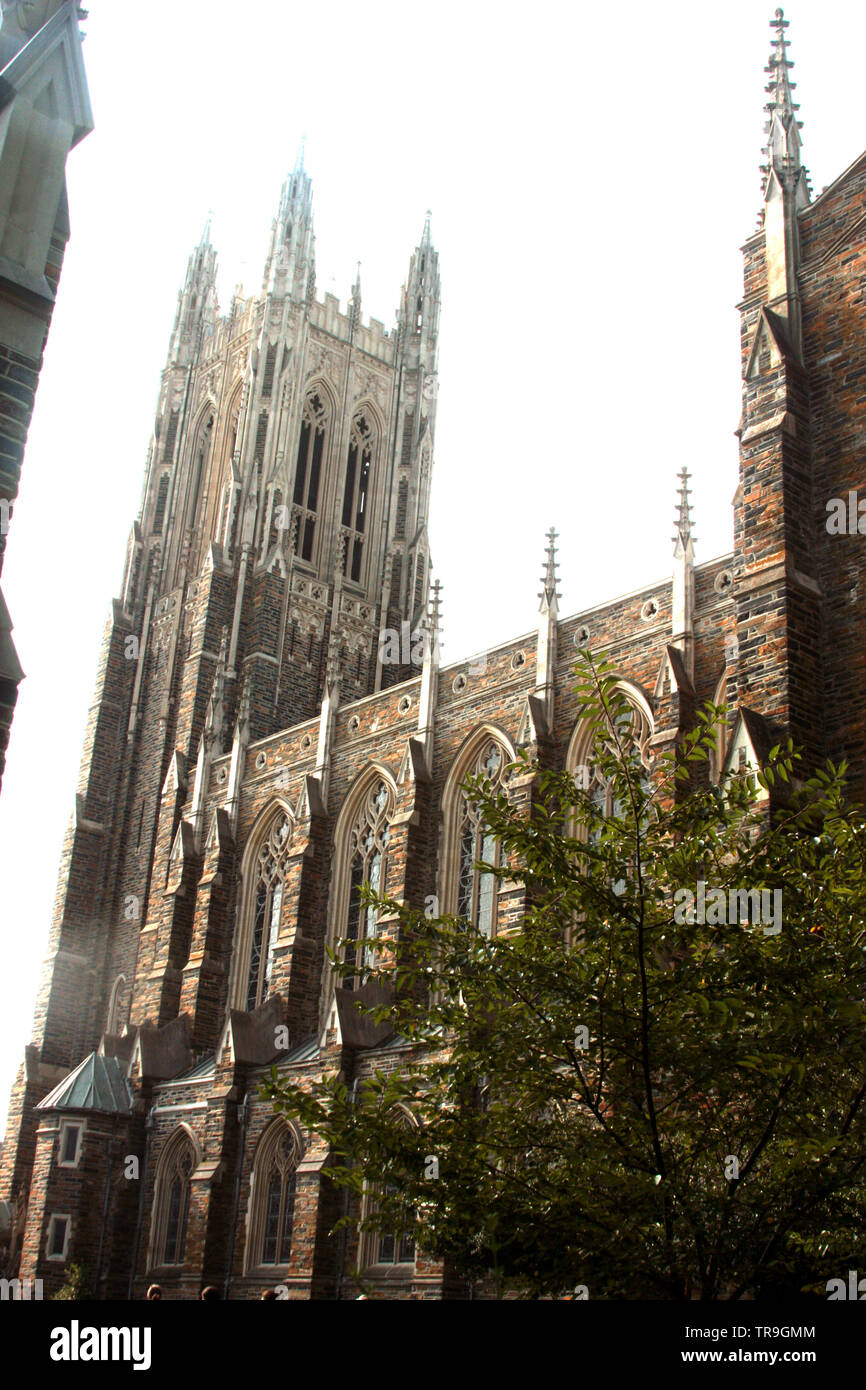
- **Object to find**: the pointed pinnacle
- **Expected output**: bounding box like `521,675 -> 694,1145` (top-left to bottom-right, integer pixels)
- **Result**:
538,527 -> 560,607
428,578 -> 443,636
673,468 -> 697,547
761,6 -> 806,192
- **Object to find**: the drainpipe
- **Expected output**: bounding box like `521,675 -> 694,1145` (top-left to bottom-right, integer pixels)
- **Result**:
224,1091 -> 249,1300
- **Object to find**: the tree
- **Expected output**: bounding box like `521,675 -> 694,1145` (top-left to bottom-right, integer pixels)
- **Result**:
263,654 -> 866,1299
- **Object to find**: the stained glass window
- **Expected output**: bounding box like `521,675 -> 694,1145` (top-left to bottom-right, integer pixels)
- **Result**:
161,1138 -> 194,1266
246,813 -> 292,1011
259,1129 -> 298,1267
293,392 -> 327,563
374,1183 -> 416,1265
341,413 -> 376,584
343,780 -> 393,990
456,740 -> 509,939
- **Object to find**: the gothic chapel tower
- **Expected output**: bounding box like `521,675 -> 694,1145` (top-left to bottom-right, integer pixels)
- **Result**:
0,154 -> 441,1290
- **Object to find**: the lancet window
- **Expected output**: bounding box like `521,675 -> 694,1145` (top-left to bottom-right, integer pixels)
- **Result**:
293,391 -> 328,563
341,412 -> 376,583
456,739 -> 510,939
246,812 -> 293,1011
246,1122 -> 301,1270
343,780 -> 394,989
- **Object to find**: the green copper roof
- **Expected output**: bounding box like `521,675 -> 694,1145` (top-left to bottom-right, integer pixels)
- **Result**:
37,1052 -> 133,1116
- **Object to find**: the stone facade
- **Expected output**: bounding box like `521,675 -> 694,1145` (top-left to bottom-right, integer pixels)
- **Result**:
0,2 -> 92,794
2,11 -> 866,1299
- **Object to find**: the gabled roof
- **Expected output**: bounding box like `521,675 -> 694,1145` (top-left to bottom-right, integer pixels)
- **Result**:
37,1051 -> 133,1116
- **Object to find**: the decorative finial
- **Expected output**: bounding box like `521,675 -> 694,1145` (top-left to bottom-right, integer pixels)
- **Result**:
761,7 -> 810,202
429,578 -> 442,636
673,468 -> 696,549
538,527 -> 560,610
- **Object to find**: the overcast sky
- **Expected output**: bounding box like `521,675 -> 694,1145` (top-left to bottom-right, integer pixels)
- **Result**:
1,0 -> 864,1134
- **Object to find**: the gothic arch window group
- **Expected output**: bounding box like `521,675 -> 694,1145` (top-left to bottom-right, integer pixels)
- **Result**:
293,389 -> 328,563
342,410 -> 377,584
245,1121 -> 301,1272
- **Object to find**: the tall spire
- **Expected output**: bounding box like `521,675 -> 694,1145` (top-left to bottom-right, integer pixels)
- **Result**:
761,9 -> 810,203
168,222 -> 218,365
262,143 -> 315,299
398,212 -> 440,359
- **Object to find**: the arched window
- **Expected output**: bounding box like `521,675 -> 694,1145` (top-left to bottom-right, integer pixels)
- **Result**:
150,1128 -> 197,1269
191,413 -> 214,514
246,811 -> 293,1012
454,739 -> 510,939
245,1122 -> 301,1272
359,1107 -> 418,1269
342,411 -> 376,583
373,1185 -> 416,1265
342,779 -> 394,989
293,391 -> 328,563
567,683 -> 654,842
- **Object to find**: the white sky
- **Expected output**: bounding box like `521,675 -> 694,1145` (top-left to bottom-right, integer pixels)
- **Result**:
1,0 -> 864,1136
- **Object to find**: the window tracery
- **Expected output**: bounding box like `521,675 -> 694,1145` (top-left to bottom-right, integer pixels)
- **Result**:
150,1129 -> 197,1269
247,1123 -> 300,1270
293,391 -> 328,563
246,812 -> 293,1011
341,412 -> 376,583
456,739 -> 510,939
343,779 -> 394,989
